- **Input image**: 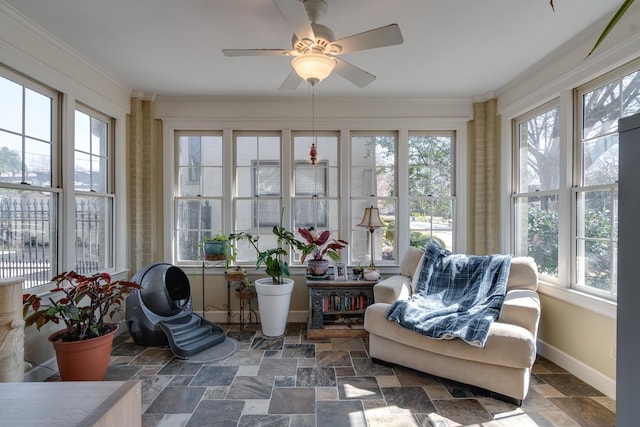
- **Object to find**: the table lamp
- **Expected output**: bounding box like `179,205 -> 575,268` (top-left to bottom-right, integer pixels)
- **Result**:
357,205 -> 385,269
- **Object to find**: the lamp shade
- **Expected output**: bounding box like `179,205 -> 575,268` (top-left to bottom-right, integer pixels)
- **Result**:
292,53 -> 336,85
358,206 -> 384,229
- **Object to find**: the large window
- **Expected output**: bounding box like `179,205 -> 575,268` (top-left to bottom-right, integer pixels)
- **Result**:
408,132 -> 455,250
175,132 -> 224,262
513,104 -> 560,279
74,108 -> 114,273
0,69 -> 58,289
512,60 -> 640,301
574,64 -> 640,298
171,128 -> 461,269
350,133 -> 396,265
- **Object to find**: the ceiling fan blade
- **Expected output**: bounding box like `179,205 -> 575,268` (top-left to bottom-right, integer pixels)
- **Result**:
334,58 -> 376,88
329,24 -> 403,55
223,49 -> 292,57
279,69 -> 303,91
273,0 -> 315,43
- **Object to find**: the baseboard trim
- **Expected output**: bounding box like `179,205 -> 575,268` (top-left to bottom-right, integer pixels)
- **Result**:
537,339 -> 616,399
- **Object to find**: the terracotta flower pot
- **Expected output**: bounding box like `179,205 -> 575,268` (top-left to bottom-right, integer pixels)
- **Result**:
48,324 -> 118,381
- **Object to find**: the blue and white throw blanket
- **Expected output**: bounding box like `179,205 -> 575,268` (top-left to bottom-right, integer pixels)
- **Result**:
386,243 -> 512,347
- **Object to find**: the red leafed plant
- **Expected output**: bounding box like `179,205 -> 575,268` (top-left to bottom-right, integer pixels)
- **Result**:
298,227 -> 348,263
23,271 -> 141,342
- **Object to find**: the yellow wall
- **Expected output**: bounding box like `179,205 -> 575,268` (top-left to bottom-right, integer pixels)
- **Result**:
538,294 -> 616,380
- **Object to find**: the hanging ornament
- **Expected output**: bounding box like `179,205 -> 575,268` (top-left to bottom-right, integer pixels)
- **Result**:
310,142 -> 317,165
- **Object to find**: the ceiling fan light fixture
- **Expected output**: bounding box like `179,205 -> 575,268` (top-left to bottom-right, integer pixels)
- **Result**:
292,53 -> 336,85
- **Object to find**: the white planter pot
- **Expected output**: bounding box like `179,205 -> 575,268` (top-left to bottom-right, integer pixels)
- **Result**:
254,277 -> 294,337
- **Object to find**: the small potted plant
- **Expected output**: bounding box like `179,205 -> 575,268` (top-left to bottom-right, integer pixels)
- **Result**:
203,234 -> 229,261
22,271 -> 141,381
298,227 -> 348,277
352,262 -> 364,279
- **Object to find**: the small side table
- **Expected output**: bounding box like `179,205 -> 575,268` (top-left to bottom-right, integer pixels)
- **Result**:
306,277 -> 377,339
225,269 -> 257,337
235,286 -> 257,336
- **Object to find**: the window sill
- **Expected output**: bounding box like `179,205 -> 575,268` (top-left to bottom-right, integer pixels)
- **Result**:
537,281 -> 617,319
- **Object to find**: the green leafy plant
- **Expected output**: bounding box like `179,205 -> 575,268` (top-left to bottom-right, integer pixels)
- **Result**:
230,215 -> 306,285
298,227 -> 348,262
203,234 -> 228,242
23,271 -> 141,342
550,0 -> 635,57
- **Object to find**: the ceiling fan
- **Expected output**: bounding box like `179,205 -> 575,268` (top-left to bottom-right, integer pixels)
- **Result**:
222,0 -> 404,90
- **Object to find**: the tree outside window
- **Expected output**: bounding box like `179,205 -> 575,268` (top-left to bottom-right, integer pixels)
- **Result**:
408,133 -> 455,250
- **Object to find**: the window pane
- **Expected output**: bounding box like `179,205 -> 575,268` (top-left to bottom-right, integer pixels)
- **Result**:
583,81 -> 620,139
514,195 -> 559,278
94,156 -> 108,193
75,195 -> 112,273
74,111 -> 91,153
176,199 -> 222,232
409,199 -> 453,250
177,134 -> 223,197
201,167 -> 223,197
576,239 -> 615,293
351,135 -> 395,197
0,76 -> 23,134
24,88 -> 52,142
176,230 -> 200,262
295,164 -> 326,196
583,135 -> 618,186
75,151 -> 91,189
236,136 -> 257,166
91,117 -> 108,158
75,110 -> 109,192
256,164 -> 280,196
0,189 -> 55,289
25,138 -> 51,186
293,134 -> 338,164
175,198 -> 223,262
622,70 -> 640,117
0,132 -> 23,182
408,135 -> 453,197
575,189 -> 617,294
518,107 -> 560,192
201,136 -> 222,166
293,199 -> 338,230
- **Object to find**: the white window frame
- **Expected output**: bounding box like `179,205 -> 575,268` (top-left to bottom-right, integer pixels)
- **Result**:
0,66 -> 60,290
173,131 -> 224,264
350,132 -> 397,266
407,131 -> 456,252
73,104 -> 115,274
511,101 -> 561,283
572,60 -> 640,301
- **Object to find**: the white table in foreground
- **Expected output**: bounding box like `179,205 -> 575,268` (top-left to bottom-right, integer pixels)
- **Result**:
0,380 -> 141,426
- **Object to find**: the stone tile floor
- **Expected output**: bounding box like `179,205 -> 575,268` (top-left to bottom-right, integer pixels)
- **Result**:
44,323 -> 616,426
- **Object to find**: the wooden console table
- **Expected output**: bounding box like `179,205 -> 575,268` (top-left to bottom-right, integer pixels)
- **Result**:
306,277 -> 376,338
0,380 -> 141,426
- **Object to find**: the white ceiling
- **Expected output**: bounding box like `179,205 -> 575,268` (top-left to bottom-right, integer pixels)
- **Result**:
2,0 -> 623,98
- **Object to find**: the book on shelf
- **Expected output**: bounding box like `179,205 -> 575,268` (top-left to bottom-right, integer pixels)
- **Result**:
322,294 -> 368,312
